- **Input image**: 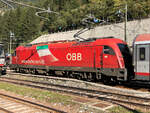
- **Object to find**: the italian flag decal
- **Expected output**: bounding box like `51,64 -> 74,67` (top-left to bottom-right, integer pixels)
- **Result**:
36,45 -> 58,63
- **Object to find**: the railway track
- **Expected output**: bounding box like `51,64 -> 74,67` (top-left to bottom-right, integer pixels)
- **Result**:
7,70 -> 82,83
0,95 -> 48,113
6,70 -> 150,95
1,74 -> 150,110
0,92 -> 65,113
0,106 -> 13,113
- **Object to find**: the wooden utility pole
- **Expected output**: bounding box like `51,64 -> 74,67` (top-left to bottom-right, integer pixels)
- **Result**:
124,3 -> 127,42
10,31 -> 14,54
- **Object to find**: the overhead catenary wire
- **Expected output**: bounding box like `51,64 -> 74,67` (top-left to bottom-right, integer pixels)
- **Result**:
35,7 -> 59,20
74,14 -> 103,41
0,0 -> 59,20
0,1 -> 147,45
2,0 -> 49,11
0,0 -> 14,9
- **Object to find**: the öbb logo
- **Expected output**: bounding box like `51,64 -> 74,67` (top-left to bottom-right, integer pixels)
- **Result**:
66,53 -> 82,61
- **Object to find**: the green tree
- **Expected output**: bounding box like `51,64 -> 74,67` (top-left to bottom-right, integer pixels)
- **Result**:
19,8 -> 40,43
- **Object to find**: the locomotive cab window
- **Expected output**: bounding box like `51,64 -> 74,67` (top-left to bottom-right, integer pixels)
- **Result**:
139,47 -> 145,61
103,46 -> 115,55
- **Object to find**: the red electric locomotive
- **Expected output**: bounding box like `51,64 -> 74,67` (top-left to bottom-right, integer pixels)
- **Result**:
10,37 -> 133,83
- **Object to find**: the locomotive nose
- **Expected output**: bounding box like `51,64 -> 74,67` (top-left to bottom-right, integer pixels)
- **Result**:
119,56 -> 125,69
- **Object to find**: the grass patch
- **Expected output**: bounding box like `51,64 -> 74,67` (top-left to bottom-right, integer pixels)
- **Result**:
1,77 -> 150,113
0,82 -> 75,105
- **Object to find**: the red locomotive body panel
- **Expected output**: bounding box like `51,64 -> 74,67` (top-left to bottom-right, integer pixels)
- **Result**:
11,38 -> 130,81
12,39 -> 123,68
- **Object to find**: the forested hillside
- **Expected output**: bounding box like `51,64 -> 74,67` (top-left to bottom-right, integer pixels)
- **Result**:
0,0 -> 150,52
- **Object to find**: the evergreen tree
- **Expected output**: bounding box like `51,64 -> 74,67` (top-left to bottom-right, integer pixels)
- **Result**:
0,0 -> 150,53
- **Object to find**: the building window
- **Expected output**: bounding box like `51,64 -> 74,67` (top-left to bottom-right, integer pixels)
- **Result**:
139,48 -> 145,61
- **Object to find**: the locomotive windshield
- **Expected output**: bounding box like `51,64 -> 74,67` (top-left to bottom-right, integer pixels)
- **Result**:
117,44 -> 130,56
0,45 -> 4,58
118,43 -> 134,77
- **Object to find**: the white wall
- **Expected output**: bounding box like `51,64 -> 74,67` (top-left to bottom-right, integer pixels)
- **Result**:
31,18 -> 150,46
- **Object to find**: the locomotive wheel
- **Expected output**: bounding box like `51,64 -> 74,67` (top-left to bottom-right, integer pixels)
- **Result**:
62,71 -> 69,77
68,72 -> 74,78
86,73 -> 93,81
25,69 -> 29,73
31,69 -> 37,75
111,77 -> 118,85
29,69 -> 33,74
47,70 -> 55,76
20,68 -> 25,73
102,75 -> 117,85
15,68 -> 20,73
102,75 -> 111,85
45,72 -> 49,76
76,74 -> 82,80
92,72 -> 97,82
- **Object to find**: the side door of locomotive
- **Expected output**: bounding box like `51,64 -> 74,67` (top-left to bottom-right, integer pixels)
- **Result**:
136,44 -> 150,80
95,45 -> 103,68
101,45 -> 118,68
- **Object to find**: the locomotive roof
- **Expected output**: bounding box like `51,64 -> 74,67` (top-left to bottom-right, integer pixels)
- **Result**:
15,37 -> 125,52
16,37 -> 124,50
27,36 -> 114,46
134,34 -> 150,44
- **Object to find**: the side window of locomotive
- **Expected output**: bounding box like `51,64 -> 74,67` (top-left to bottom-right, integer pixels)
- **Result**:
139,47 -> 145,61
103,46 -> 115,55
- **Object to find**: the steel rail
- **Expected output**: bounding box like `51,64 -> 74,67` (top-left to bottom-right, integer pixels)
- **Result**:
0,0 -> 14,9
0,77 -> 150,109
0,107 -> 13,113
0,83 -> 66,113
2,76 -> 150,102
